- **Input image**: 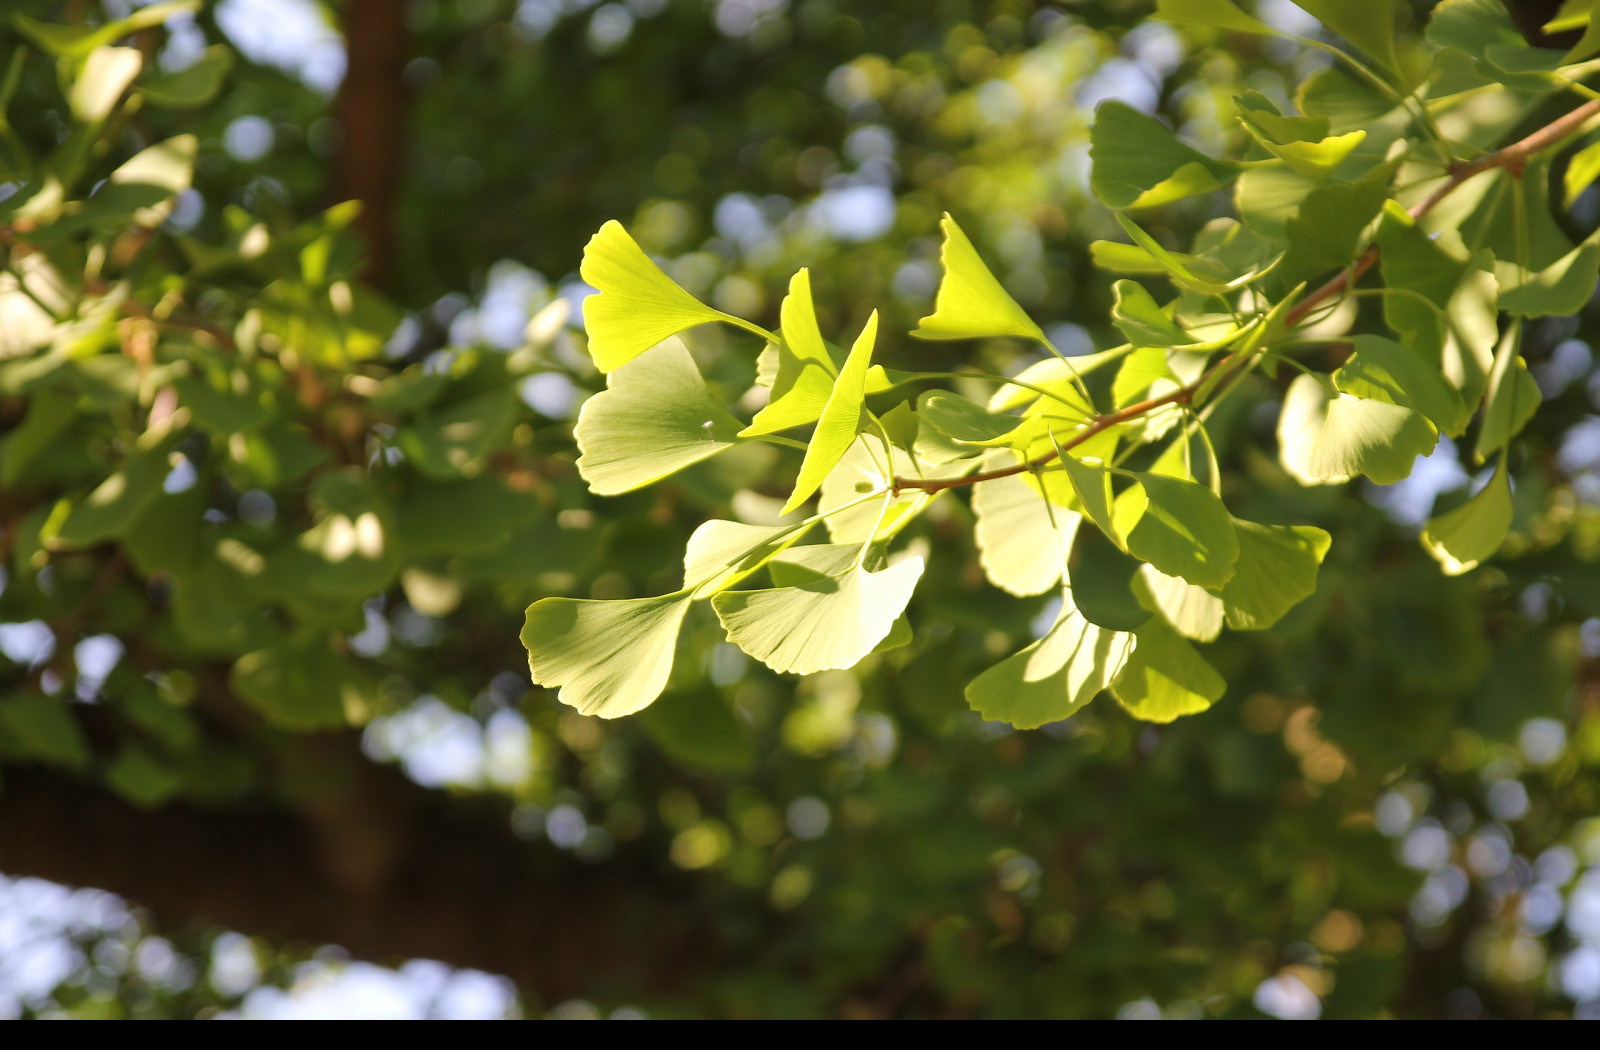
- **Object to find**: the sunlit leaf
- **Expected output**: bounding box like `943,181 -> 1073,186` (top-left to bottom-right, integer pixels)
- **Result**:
1111,618 -> 1225,722
1333,334 -> 1464,435
1292,0 -> 1402,78
1135,564 -> 1225,642
972,462 -> 1080,596
1277,373 -> 1437,485
1498,233 -> 1600,317
70,46 -> 142,123
965,593 -> 1135,728
1090,101 -> 1240,210
918,391 -> 1022,444
522,592 -> 692,718
1112,472 -> 1239,588
1278,181 -> 1387,288
1217,520 -> 1331,630
988,352 -> 1122,413
579,221 -> 734,373
1421,459 -> 1513,575
743,268 -> 836,435
1154,0 -> 1273,35
682,518 -> 813,597
1474,326 -> 1541,461
1111,280 -> 1189,348
712,551 -> 924,675
783,311 -> 878,513
911,214 -> 1047,343
575,337 -> 744,495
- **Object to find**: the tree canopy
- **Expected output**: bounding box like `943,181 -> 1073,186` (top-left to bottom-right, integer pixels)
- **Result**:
3,0 -> 1600,1020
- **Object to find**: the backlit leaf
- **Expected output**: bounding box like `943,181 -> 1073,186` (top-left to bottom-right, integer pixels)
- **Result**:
972,462 -> 1080,596
575,337 -> 745,495
71,46 -> 142,123
1421,458 -> 1513,575
1110,618 -> 1225,722
965,594 -> 1136,728
1475,326 -> 1542,461
1277,373 -> 1437,485
579,221 -> 734,373
1217,520 -> 1331,630
1111,472 -> 1239,588
912,214 -> 1047,343
1136,564 -> 1225,642
1333,334 -> 1464,435
1111,280 -> 1189,348
522,592 -> 692,718
1090,101 -> 1240,210
783,311 -> 878,513
711,552 -> 924,675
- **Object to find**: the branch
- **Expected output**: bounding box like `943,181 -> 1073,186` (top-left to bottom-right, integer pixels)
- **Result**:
893,97 -> 1600,496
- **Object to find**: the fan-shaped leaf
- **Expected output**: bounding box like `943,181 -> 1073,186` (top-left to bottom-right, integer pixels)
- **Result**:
783,311 -> 878,513
972,463 -> 1080,596
522,592 -> 692,718
1111,618 -> 1224,722
575,337 -> 745,495
579,221 -> 733,373
912,214 -> 1047,343
965,594 -> 1136,728
1112,472 -> 1239,588
1218,520 -> 1331,630
1090,101 -> 1240,210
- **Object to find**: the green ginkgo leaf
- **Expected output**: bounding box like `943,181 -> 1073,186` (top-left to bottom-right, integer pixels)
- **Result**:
1112,472 -> 1239,588
682,518 -> 814,597
579,221 -> 735,373
1292,0 -> 1402,79
1234,91 -> 1330,144
1421,458 -> 1513,575
711,550 -> 924,675
743,268 -> 836,436
1060,451 -> 1119,543
1217,520 -> 1331,630
1090,101 -> 1240,210
522,592 -> 692,718
1110,618 -> 1224,723
1112,346 -> 1181,408
1154,0 -> 1274,36
1498,233 -> 1600,317
911,214 -> 1047,344
783,311 -> 879,513
71,46 -> 142,123
918,391 -> 1023,444
972,461 -> 1081,596
817,434 -> 961,544
1111,280 -> 1190,348
1334,334 -> 1465,435
1277,373 -> 1437,485
1135,564 -> 1225,642
575,337 -> 745,495
965,593 -> 1136,728
1249,129 -> 1368,180
1475,326 -> 1542,462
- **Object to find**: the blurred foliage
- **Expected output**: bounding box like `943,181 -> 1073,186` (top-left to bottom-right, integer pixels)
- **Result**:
1,0 -> 1600,1020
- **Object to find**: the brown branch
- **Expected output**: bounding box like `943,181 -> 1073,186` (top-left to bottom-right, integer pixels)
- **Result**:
894,96 -> 1600,496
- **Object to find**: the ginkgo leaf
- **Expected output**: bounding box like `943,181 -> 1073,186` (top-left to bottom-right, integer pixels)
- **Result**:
1111,472 -> 1239,588
1090,101 -> 1240,210
783,311 -> 878,513
1421,458 -> 1513,575
1233,91 -> 1330,144
1113,347 -> 1181,407
1277,373 -> 1437,485
579,221 -> 734,373
743,269 -> 836,436
911,214 -> 1047,344
1110,618 -> 1224,722
1216,520 -> 1331,630
711,553 -> 924,675
988,353 -> 1117,413
1060,452 -> 1118,542
1293,0 -> 1402,79
918,391 -> 1023,444
965,593 -> 1136,728
575,337 -> 745,495
71,46 -> 142,123
1248,129 -> 1368,180
817,434 -> 964,544
1333,334 -> 1464,435
1113,214 -> 1261,295
1155,0 -> 1274,37
1135,564 -> 1225,642
1498,233 -> 1600,317
683,518 -> 814,597
522,592 -> 692,718
1111,280 -> 1190,348
972,461 -> 1081,596
1475,326 -> 1542,462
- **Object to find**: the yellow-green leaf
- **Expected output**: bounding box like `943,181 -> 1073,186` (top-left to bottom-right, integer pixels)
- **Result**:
782,311 -> 878,513
1111,618 -> 1225,723
965,593 -> 1135,728
522,592 -> 692,718
1421,458 -> 1513,575
579,220 -> 733,373
911,214 -> 1047,344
